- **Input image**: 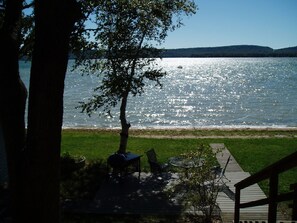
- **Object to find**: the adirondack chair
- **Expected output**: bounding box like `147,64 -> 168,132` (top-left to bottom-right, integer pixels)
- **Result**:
145,149 -> 168,173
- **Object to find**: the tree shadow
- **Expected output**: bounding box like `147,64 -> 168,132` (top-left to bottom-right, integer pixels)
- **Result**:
93,172 -> 183,215
220,184 -> 235,201
62,172 -> 184,222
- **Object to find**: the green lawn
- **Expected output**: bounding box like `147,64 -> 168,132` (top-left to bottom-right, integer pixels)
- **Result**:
61,129 -> 297,194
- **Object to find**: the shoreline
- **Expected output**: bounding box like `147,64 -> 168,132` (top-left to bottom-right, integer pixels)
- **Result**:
61,126 -> 297,139
61,127 -> 297,138
62,126 -> 297,131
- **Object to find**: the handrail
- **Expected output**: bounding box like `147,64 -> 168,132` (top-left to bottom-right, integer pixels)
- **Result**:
234,151 -> 297,223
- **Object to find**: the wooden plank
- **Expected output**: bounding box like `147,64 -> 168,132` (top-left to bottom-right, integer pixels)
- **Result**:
210,143 -> 244,172
217,172 -> 268,215
209,144 -> 270,222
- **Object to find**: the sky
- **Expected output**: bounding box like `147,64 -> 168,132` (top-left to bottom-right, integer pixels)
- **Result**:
161,0 -> 297,49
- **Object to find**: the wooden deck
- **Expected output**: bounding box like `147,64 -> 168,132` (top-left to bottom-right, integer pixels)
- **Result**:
210,143 -> 269,223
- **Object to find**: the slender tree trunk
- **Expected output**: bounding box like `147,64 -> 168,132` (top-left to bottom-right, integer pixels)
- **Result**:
21,0 -> 80,222
118,93 -> 130,154
0,0 -> 27,220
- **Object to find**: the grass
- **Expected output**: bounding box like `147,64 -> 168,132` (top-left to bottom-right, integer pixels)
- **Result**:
225,138 -> 297,194
128,128 -> 297,137
61,129 -> 297,195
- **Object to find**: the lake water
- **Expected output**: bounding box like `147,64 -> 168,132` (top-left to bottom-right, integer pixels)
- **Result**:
19,58 -> 297,129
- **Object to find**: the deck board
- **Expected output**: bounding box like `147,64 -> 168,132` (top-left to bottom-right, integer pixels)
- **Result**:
210,143 -> 269,222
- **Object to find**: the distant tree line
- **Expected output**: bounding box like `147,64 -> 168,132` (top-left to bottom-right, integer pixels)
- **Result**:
162,45 -> 297,58
20,45 -> 297,61
62,45 -> 297,60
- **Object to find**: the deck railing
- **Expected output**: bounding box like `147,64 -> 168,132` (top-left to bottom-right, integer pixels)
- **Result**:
234,151 -> 297,223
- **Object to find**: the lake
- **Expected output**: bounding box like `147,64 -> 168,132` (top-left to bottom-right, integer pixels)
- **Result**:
19,57 -> 297,129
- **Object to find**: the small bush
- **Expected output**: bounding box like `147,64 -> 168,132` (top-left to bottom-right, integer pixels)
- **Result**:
61,152 -> 86,179
169,144 -> 222,223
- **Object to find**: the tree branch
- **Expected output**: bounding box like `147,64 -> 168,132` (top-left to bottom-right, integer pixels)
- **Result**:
22,1 -> 34,10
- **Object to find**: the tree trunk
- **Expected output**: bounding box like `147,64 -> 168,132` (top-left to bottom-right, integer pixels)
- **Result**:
0,0 -> 27,220
21,0 -> 80,222
118,93 -> 130,154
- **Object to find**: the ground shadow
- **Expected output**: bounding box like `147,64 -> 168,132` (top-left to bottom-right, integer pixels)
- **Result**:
62,172 -> 184,222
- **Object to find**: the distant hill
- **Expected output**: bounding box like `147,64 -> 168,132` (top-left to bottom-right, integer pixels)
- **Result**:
273,46 -> 297,57
24,45 -> 297,60
161,45 -> 297,57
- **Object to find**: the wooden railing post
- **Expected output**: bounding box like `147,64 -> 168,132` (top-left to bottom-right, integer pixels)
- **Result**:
234,186 -> 241,223
234,151 -> 297,221
291,183 -> 297,220
268,175 -> 278,223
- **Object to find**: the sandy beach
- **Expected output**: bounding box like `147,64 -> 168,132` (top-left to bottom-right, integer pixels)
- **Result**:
62,126 -> 297,139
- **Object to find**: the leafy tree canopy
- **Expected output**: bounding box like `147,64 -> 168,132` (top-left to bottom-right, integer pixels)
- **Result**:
74,0 -> 196,153
0,0 -> 34,59
76,0 -> 197,116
